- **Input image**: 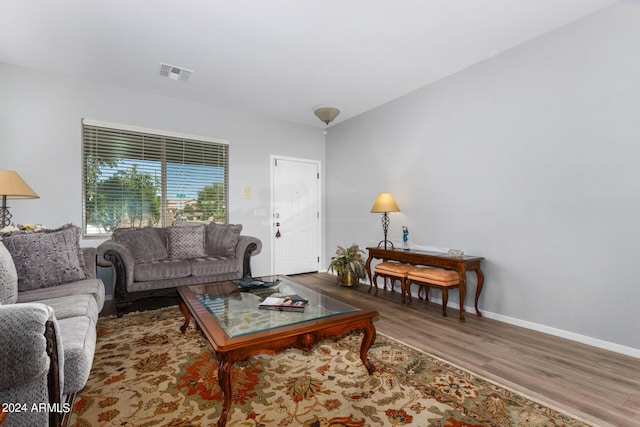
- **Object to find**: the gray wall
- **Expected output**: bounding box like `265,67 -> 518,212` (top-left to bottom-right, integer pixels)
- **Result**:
326,1 -> 640,356
0,63 -> 326,282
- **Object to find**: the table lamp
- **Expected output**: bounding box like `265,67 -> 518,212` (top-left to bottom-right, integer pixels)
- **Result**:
370,192 -> 400,249
0,170 -> 39,228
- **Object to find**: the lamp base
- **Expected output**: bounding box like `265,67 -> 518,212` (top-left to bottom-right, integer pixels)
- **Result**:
377,240 -> 394,250
0,206 -> 11,229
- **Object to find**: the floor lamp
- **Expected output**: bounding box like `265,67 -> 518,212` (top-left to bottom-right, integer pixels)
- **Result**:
0,170 -> 39,228
370,193 -> 400,250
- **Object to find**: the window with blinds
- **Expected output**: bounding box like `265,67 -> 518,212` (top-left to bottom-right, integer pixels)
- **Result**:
82,120 -> 229,237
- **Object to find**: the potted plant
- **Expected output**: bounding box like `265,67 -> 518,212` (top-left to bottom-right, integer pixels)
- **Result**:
328,244 -> 367,286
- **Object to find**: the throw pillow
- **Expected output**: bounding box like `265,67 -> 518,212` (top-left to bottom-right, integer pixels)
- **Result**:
113,228 -> 168,263
1,224 -> 88,291
206,223 -> 242,257
166,224 -> 206,259
0,241 -> 18,304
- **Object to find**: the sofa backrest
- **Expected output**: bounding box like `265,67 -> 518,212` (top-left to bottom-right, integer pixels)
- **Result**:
112,227 -> 169,263
111,223 -> 244,261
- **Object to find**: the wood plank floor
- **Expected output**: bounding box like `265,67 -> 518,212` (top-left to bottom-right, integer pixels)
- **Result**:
291,273 -> 640,427
101,272 -> 639,426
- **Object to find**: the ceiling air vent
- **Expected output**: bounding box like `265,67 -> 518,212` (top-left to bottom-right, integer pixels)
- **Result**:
159,63 -> 193,82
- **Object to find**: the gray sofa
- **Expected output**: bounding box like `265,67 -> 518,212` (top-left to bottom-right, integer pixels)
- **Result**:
97,223 -> 262,316
0,225 -> 105,427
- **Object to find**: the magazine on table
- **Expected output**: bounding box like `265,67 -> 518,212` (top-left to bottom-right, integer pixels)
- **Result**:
258,294 -> 309,312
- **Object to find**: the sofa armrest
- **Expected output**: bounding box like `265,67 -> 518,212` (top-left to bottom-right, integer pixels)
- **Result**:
0,303 -> 54,388
97,240 -> 135,270
96,240 -> 135,298
0,303 -> 64,426
236,235 -> 262,277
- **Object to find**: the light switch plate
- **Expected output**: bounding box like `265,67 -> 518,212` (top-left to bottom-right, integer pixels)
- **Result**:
241,185 -> 252,199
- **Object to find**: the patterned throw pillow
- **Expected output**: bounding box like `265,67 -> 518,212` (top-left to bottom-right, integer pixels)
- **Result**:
113,228 -> 168,263
0,241 -> 19,304
1,224 -> 88,291
206,223 -> 242,257
166,225 -> 206,259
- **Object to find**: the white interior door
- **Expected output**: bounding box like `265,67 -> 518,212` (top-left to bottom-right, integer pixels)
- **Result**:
272,156 -> 321,275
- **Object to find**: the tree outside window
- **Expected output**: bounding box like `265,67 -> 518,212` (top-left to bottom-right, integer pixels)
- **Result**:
82,121 -> 228,236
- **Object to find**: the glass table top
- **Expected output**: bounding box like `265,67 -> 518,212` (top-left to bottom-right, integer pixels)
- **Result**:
187,276 -> 359,338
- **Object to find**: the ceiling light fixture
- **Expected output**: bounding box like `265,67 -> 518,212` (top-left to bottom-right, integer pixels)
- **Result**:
314,107 -> 340,125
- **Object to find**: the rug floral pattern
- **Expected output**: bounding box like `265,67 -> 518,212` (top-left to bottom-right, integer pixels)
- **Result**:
69,307 -> 590,426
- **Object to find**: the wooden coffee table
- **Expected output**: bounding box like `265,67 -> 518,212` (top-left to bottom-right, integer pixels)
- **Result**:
177,276 -> 378,427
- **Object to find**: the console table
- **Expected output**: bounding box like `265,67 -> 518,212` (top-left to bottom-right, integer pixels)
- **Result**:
366,247 -> 485,319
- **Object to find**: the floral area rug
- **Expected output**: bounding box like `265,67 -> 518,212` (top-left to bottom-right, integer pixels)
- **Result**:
69,306 -> 590,426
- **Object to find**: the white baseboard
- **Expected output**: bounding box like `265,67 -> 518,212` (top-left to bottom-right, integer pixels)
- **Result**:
475,307 -> 640,359
328,272 -> 640,359
424,294 -> 640,359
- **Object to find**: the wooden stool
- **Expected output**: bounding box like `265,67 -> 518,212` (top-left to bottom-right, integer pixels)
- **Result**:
370,262 -> 415,303
406,266 -> 464,322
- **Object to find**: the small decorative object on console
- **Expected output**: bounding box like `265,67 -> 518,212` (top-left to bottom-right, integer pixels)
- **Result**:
402,225 -> 409,250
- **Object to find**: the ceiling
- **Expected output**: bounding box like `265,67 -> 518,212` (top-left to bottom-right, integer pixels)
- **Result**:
0,0 -> 618,128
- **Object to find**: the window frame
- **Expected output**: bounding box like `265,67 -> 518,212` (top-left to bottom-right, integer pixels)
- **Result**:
81,119 -> 229,238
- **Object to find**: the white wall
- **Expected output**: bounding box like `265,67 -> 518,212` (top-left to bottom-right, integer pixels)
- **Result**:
326,1 -> 640,355
0,63 -> 326,282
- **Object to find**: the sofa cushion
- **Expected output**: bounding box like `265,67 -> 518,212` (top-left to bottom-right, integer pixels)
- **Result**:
113,228 -> 168,263
166,225 -> 206,259
206,223 -> 242,257
134,259 -> 191,282
0,241 -> 18,304
2,224 -> 88,291
190,256 -> 239,276
37,294 -> 100,324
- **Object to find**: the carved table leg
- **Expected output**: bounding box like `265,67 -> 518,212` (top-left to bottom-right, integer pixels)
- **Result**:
216,354 -> 232,427
474,268 -> 484,317
178,300 -> 191,334
458,273 -> 466,323
405,279 -> 413,304
359,320 -> 377,374
400,277 -> 407,303
366,255 -> 374,294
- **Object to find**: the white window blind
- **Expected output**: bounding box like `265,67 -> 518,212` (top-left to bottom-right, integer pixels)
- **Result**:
82,120 -> 229,237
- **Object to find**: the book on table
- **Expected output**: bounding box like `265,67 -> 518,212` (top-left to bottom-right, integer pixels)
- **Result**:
259,294 -> 309,312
